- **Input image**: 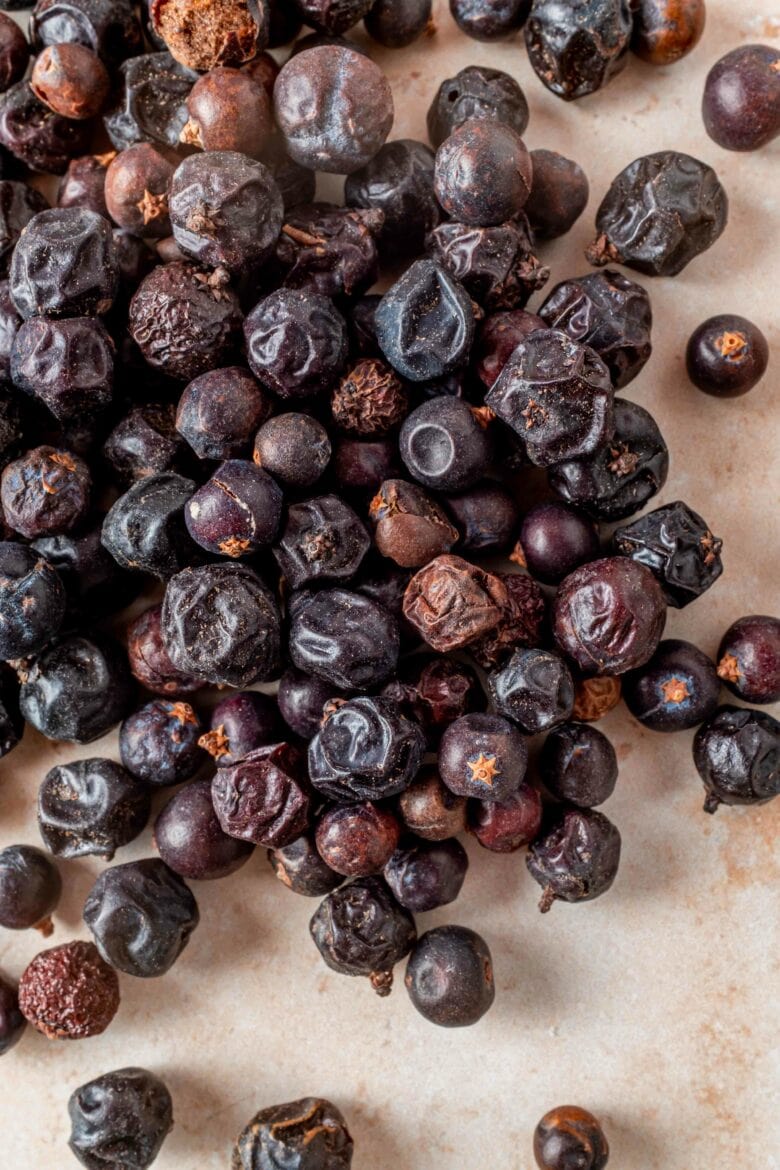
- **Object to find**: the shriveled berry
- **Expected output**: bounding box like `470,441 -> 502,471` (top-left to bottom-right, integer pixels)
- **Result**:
403,555 -> 507,654
103,52 -> 192,151
273,494 -> 370,589
31,43 -> 110,120
0,81 -> 90,174
332,358 -> 408,436
2,445 -> 91,539
38,757 -> 150,861
427,65 -> 529,149
540,722 -> 618,807
120,700 -> 204,787
527,807 -> 621,911
310,875 -> 416,994
11,316 -> 115,425
308,695 -> 425,802
375,259 -> 474,384
101,472 -> 197,579
126,603 -> 204,696
534,1105 -> 610,1170
18,939 -> 120,1039
68,1067 -> 173,1169
426,217 -> 548,312
177,366 -> 272,461
524,0 -> 632,100
489,648 -> 574,735
370,479 -> 458,568
614,500 -> 723,608
232,1098 -> 353,1170
103,403 -> 184,486
244,287 -> 347,400
0,542 -> 66,660
693,706 -> 780,813
572,675 -> 621,722
10,207 -> 118,318
468,571 -> 548,670
289,588 -> 399,690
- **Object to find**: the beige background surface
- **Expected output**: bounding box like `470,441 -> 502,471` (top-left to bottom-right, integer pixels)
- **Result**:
1,2 -> 779,1167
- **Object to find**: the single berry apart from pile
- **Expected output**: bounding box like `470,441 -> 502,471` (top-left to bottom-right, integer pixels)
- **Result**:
524,0 -> 633,101
702,44 -> 780,152
68,1067 -> 173,1170
405,925 -> 495,1028
686,314 -> 769,397
717,615 -> 780,705
693,706 -> 780,813
38,758 -> 150,861
232,1098 -> 354,1170
18,939 -> 120,1040
533,1105 -> 610,1170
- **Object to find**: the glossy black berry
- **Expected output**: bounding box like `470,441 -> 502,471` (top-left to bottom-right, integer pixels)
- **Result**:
489,648 -> 575,735
103,52 -> 192,150
717,615 -> 780,705
308,695 -> 425,802
524,0 -> 632,100
268,833 -> 343,898
120,700 -> 204,787
310,875 -> 416,994
2,445 -> 91,539
614,501 -> 723,608
273,202 -> 382,300
232,1098 -> 353,1170
693,706 -> 780,813
154,777 -> 254,880
273,495 -> 370,589
426,217 -> 548,312
20,633 -> 135,743
345,139 -> 439,258
176,366 -> 272,461
405,924 -> 495,1027
540,722 -> 618,807
0,542 -> 66,660
68,1067 -> 173,1170
162,562 -> 282,687
399,397 -> 491,492
11,315 -> 115,425
0,81 -> 90,174
702,44 -> 780,152
244,287 -> 348,399
438,712 -> 527,802
485,329 -> 614,468
549,399 -> 668,522
83,858 -> 199,978
201,690 -> 281,767
426,65 -> 529,149
254,413 -> 331,487
38,757 -> 150,860
383,838 -> 468,913
518,503 -> 599,586
686,314 -> 769,397
375,259 -> 474,383
587,151 -> 728,277
534,1105 -> 610,1170
289,587 -> 400,691
525,149 -> 589,240
527,807 -> 621,911
623,638 -> 720,732
0,844 -> 62,932
10,208 -> 118,319
102,472 -> 198,579
434,119 -> 532,227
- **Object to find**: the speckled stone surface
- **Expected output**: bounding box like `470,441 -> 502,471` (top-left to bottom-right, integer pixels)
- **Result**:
1,2 -> 779,1167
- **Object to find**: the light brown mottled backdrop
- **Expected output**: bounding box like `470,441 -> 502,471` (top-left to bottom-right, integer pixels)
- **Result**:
1,2 -> 778,1166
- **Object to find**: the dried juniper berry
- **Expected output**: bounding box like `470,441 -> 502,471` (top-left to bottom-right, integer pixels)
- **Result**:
10,208 -> 118,319
444,482 -> 519,553
177,366 -> 271,461
244,287 -> 348,399
11,316 -> 115,425
586,152 -> 728,277
289,588 -> 400,690
489,648 -> 575,735
469,782 -> 542,852
30,0 -> 143,66
155,777 -> 254,880
383,658 -> 485,748
308,695 -> 425,802
201,690 -> 281,766
20,633 -> 135,742
212,742 -> 310,848
0,973 -> 24,1054
517,503 -> 599,586
18,939 -> 119,1040
572,674 -> 621,722
527,807 -> 621,911
103,404 -> 184,486
384,838 -> 468,912
126,603 -> 204,696
68,1066 -> 173,1168
0,542 -> 65,660
539,270 -> 652,389
31,43 -> 109,120
370,479 -> 458,568
702,44 -> 780,152
273,495 -> 370,589
185,461 -> 282,559
540,722 -> 618,807
427,65 -> 529,149
232,1098 -> 353,1170
0,15 -> 28,93
717,616 -> 780,705
486,329 -> 614,468
405,924 -> 494,1027
549,399 -> 668,523
400,397 -> 492,492
632,0 -> 704,66
269,832 -> 342,897
434,119 -> 532,227
316,802 -> 401,878
254,413 -> 331,487
274,203 -> 382,299
686,314 -> 769,398
120,700 -> 204,787
614,501 -> 722,608
534,1105 -> 610,1170
58,154 -> 110,218
83,859 -> 198,979
623,638 -> 720,732
103,51 -> 192,151
439,712 -> 527,802
0,183 -> 49,277
277,669 -> 343,740
331,357 -> 408,436
163,562 -> 281,687
398,767 -> 467,841
182,67 -> 273,156
38,758 -> 150,861
474,308 -> 545,388
364,0 -> 431,46
101,472 -> 197,579
402,554 -> 505,653
375,259 -> 475,383
274,45 -> 393,173
0,844 -> 62,933
345,140 -> 439,258
525,149 -> 589,240
150,0 -> 266,72
525,0 -> 632,100
170,151 -> 283,274
2,446 -> 91,539
426,217 -> 549,311
450,0 -> 530,39
0,81 -> 90,173
103,143 -> 174,239
554,556 -> 666,675
310,875 -> 416,995
693,706 -> 780,813
129,261 -> 243,382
